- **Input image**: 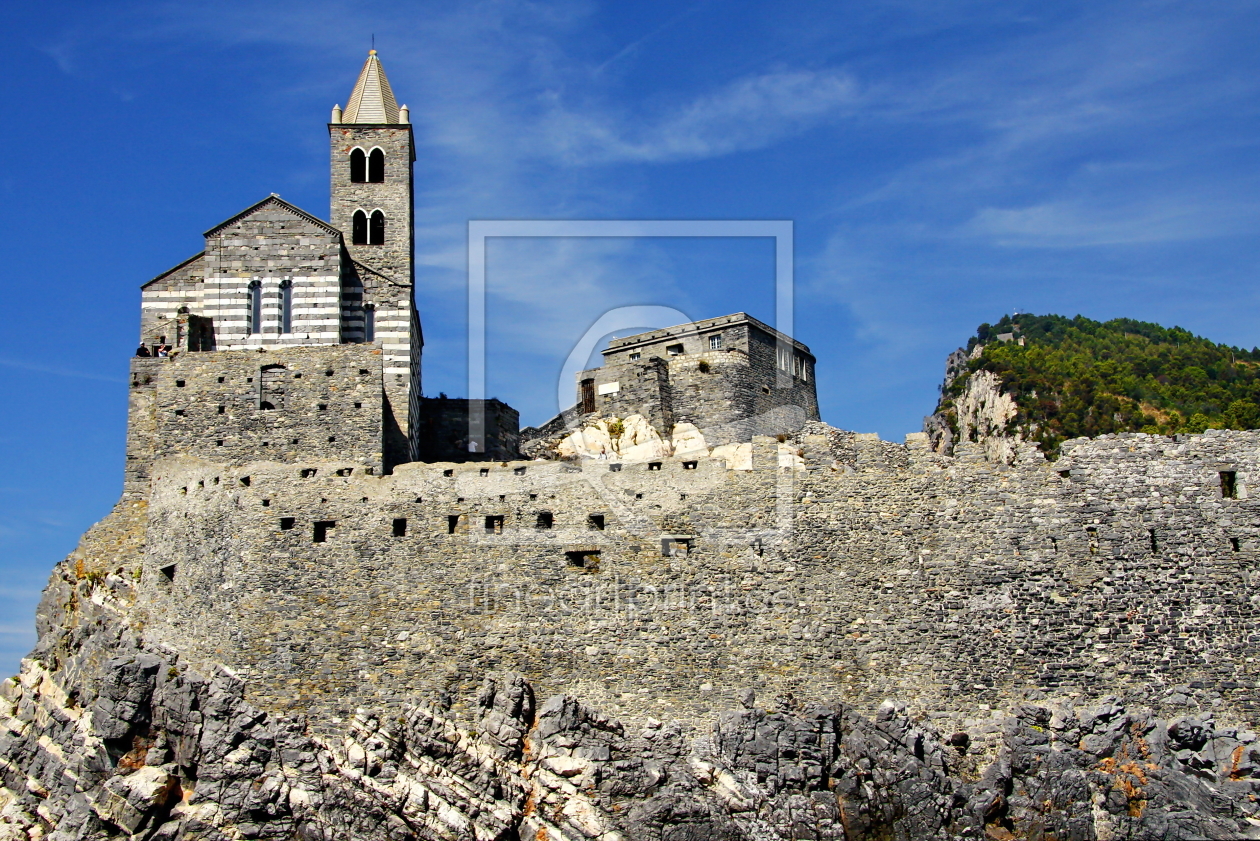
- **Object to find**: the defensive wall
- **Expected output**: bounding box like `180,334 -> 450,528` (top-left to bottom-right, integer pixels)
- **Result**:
129,426 -> 1260,737
126,344 -> 386,495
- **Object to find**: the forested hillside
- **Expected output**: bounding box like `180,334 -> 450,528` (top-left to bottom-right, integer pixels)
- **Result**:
933,313 -> 1260,457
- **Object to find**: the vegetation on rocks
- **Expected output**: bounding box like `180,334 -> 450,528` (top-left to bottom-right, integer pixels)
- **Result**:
938,313 -> 1260,457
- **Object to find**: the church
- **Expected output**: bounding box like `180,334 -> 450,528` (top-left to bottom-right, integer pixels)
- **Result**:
132,51 -> 519,476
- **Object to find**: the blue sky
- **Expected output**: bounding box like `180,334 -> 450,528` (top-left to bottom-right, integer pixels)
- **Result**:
1,0 -> 1258,673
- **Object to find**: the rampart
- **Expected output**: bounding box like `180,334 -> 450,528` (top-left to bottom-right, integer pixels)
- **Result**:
131,427 -> 1260,736
125,344 -> 385,495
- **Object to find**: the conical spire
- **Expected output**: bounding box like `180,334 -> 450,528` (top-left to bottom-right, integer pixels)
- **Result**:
341,50 -> 400,124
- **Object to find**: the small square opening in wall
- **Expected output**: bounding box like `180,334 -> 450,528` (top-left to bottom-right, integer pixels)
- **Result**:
328,436 -> 336,443
293,373 -> 302,379
359,369 -> 369,376
443,469 -> 454,478
217,376 -> 225,383
160,564 -> 176,581
280,517 -> 296,530
301,468 -> 317,478
648,462 -> 662,471
336,468 -> 353,477
313,520 -> 336,543
325,369 -> 335,377
447,514 -> 465,534
662,537 -> 692,557
216,440 -> 224,447
666,344 -> 683,356
318,404 -> 327,411
218,405 -> 225,414
1059,470 -> 1071,479
1221,471 -> 1238,499
354,402 -> 362,409
762,386 -> 770,395
682,461 -> 698,470
536,511 -> 553,529
588,514 -> 605,530
479,468 -> 490,477
175,380 -> 185,388
246,377 -> 253,383
514,466 -> 526,476
529,493 -> 538,500
485,515 -> 504,534
239,476 -> 250,487
1231,537 -> 1241,552
174,409 -> 185,417
392,518 -> 407,537
261,498 -> 270,507
565,550 -> 600,570
609,463 -> 622,472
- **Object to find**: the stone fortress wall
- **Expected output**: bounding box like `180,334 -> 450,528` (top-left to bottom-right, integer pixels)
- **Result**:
125,345 -> 386,494
131,425 -> 1260,738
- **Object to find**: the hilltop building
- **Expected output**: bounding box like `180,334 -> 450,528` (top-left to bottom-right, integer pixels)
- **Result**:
573,313 -> 819,446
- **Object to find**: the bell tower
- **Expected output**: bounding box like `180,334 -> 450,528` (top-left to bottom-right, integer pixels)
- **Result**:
329,51 -> 422,467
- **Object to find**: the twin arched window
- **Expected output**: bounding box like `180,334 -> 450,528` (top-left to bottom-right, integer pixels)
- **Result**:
352,210 -> 386,245
349,148 -> 385,183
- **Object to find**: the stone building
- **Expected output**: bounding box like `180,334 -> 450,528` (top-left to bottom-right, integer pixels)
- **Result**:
574,312 -> 819,445
131,51 -> 516,472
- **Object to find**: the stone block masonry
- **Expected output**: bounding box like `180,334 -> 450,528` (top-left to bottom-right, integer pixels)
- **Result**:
132,427 -> 1260,739
125,344 -> 385,495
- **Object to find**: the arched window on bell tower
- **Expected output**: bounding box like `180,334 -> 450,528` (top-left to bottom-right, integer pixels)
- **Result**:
368,148 -> 385,182
352,210 -> 368,245
349,148 -> 366,183
369,210 -> 385,244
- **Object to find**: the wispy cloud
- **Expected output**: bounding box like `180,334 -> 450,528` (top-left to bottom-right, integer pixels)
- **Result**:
0,357 -> 124,384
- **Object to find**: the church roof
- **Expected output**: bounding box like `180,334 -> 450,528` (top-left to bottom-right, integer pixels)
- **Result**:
203,194 -> 342,239
342,50 -> 400,124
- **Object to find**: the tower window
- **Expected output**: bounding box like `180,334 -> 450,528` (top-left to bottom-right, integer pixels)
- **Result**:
369,210 -> 385,245
352,210 -> 368,245
279,280 -> 293,334
364,304 -> 376,342
349,148 -> 366,183
368,148 -> 385,182
709,334 -> 722,350
248,280 -> 262,335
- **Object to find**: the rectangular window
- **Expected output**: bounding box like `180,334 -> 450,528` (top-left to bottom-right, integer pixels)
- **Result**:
777,347 -> 790,371
447,515 -> 461,534
280,281 -> 292,334
392,518 -> 407,537
536,511 -> 553,529
485,515 -> 504,534
588,514 -> 605,530
682,461 -> 698,470
565,550 -> 599,570
666,344 -> 684,356
280,517 -> 296,531
1221,470 -> 1238,499
313,520 -> 336,543
629,352 -> 641,360
709,334 -> 722,350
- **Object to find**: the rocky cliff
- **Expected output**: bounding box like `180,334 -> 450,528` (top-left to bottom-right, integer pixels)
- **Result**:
5,498 -> 1260,839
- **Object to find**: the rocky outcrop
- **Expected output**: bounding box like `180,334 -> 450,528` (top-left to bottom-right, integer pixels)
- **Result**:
5,502 -> 1260,839
926,346 -> 1026,462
